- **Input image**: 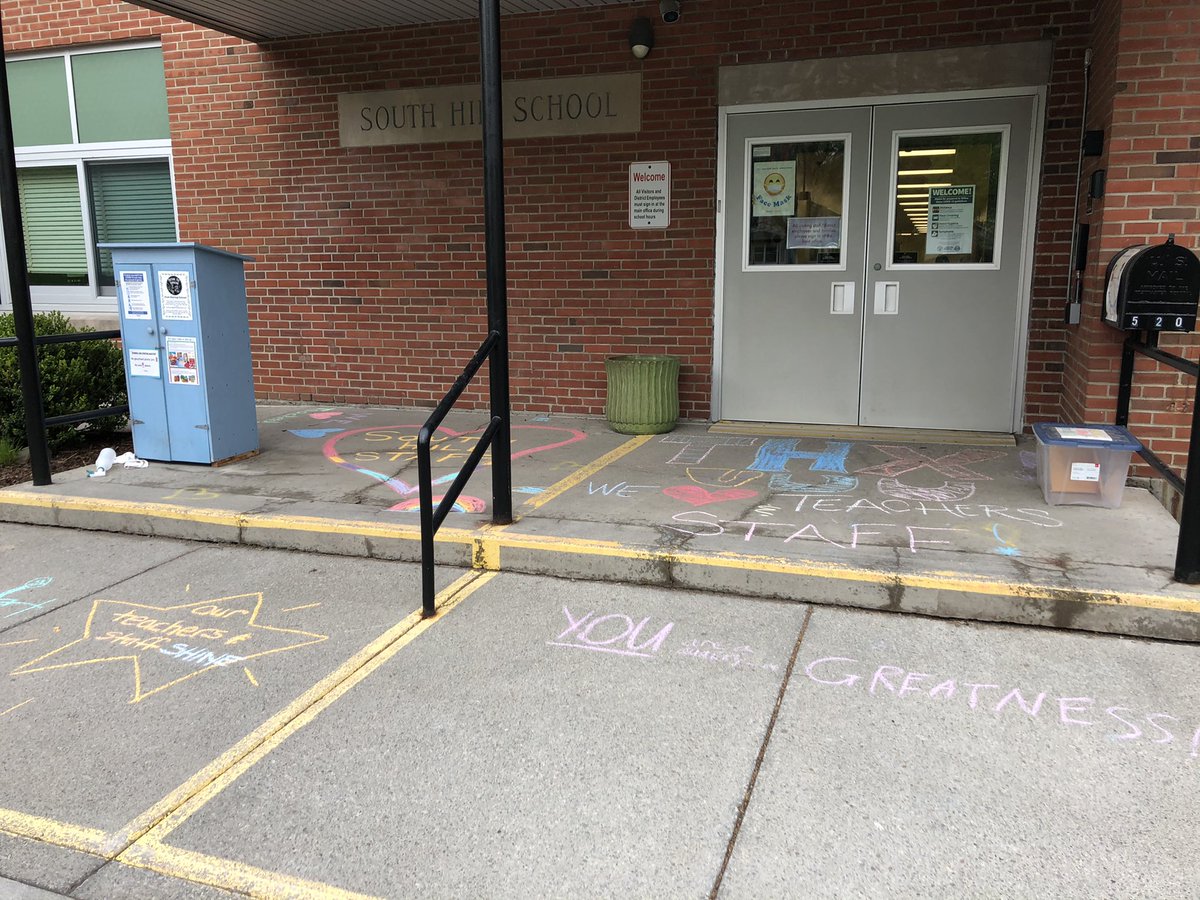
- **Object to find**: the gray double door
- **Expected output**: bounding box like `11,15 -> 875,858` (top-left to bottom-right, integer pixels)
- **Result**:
720,95 -> 1038,432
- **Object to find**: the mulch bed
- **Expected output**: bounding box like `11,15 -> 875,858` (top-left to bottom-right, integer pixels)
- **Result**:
0,434 -> 134,489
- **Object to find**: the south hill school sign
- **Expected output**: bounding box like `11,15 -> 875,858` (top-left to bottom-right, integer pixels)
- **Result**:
339,73 -> 641,147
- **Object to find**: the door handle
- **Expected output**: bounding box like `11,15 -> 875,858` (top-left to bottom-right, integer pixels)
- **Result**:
830,282 -> 855,315
873,282 -> 900,315
147,327 -> 156,335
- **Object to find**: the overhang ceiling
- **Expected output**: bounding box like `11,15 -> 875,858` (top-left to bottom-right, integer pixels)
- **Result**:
124,0 -> 634,42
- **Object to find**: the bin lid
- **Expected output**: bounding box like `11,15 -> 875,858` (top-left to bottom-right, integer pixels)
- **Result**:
1032,422 -> 1141,451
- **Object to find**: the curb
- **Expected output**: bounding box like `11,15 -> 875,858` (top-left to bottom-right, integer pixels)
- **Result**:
2,490 -> 1198,642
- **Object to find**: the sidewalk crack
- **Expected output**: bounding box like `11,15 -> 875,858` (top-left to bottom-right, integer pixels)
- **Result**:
709,604 -> 813,899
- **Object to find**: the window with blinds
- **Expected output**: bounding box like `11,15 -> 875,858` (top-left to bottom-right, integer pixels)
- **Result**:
3,44 -> 173,306
16,167 -> 88,286
88,161 -> 178,285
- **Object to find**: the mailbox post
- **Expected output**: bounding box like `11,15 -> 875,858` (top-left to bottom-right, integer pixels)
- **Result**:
102,242 -> 258,464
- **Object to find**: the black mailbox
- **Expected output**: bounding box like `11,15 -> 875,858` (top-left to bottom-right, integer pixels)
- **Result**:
1103,235 -> 1200,332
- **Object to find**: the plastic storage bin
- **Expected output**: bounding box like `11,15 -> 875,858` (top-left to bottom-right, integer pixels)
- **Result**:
1032,423 -> 1141,509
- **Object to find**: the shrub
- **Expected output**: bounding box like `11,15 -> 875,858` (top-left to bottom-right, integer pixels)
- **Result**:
0,311 -> 127,450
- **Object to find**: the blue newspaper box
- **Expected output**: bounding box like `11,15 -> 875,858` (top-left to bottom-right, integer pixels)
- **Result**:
102,243 -> 258,464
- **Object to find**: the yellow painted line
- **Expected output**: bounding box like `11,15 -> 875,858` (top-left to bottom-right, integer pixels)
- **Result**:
135,570 -> 493,853
243,668 -> 259,687
0,491 -> 470,546
0,492 -> 247,527
473,536 -> 501,571
5,487 -> 1198,615
0,639 -> 38,648
520,434 -> 654,511
484,530 -> 1200,615
105,570 -> 485,855
120,843 -> 378,900
0,808 -> 109,856
0,698 -> 34,718
280,603 -> 321,613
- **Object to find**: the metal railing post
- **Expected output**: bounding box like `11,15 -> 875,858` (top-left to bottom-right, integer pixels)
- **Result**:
479,0 -> 512,526
416,331 -> 500,617
1173,370 -> 1200,582
0,9 -> 51,485
417,424 -> 438,618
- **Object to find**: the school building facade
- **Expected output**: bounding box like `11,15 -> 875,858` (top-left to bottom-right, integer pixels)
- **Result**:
1,0 -> 1197,468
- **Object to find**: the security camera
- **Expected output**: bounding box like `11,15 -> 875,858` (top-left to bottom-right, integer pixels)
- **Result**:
659,0 -> 680,23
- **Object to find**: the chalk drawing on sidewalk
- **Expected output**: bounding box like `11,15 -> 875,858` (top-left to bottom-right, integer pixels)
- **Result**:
547,607 -> 783,674
684,468 -> 765,488
322,423 -> 587,512
588,482 -> 661,499
0,698 -> 35,727
0,577 -> 56,620
606,436 -> 1049,557
662,485 -> 758,507
661,435 -> 759,466
804,655 -> 1200,762
260,407 -> 341,425
11,592 -> 328,704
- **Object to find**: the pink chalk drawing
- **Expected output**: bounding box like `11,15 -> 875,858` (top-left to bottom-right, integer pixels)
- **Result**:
323,423 -> 586,511
309,411 -> 345,420
662,485 -> 759,507
389,496 -> 487,514
856,446 -> 1006,480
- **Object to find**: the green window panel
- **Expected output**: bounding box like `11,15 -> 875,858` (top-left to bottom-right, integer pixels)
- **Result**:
88,160 -> 178,285
17,167 -> 89,287
5,57 -> 72,147
72,48 -> 169,143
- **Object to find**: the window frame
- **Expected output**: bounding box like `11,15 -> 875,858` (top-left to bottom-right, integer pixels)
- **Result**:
884,123 -> 1010,273
741,131 -> 853,274
0,41 -> 176,315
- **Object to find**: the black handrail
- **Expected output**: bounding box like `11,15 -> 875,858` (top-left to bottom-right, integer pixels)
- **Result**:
417,330 -> 504,616
1116,330 -> 1200,581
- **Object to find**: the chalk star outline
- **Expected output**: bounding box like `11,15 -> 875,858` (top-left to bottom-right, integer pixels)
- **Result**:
11,592 -> 328,704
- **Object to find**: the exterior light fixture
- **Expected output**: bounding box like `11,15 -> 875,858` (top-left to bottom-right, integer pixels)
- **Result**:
630,17 -> 654,59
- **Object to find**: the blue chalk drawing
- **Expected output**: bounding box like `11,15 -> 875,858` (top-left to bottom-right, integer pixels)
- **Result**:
747,440 -> 858,494
0,577 -> 56,619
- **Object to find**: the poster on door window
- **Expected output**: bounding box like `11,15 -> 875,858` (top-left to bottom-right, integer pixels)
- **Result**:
127,348 -> 160,379
926,185 -> 975,256
120,271 -> 152,320
159,271 -> 194,321
751,161 -> 796,216
166,336 -> 199,385
787,216 -> 841,249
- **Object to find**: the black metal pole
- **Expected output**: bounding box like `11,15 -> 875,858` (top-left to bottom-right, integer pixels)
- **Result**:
479,0 -> 512,525
0,10 -> 50,485
417,425 -> 437,617
1173,359 -> 1200,583
1115,335 -> 1137,427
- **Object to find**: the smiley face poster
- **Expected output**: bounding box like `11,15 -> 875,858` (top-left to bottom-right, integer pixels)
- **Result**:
751,161 -> 796,216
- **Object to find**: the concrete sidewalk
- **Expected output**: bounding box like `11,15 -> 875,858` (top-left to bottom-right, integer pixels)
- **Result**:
1,522 -> 1197,898
1,404 -> 1197,640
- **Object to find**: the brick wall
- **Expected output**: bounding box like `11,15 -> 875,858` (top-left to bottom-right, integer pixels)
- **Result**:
1067,0 -> 1200,474
4,0 -> 1100,425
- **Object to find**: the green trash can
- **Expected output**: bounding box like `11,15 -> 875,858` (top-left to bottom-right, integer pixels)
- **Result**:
604,354 -> 680,435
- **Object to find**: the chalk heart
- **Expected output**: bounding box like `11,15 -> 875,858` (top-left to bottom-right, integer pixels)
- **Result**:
663,485 -> 757,507
309,411 -> 344,420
